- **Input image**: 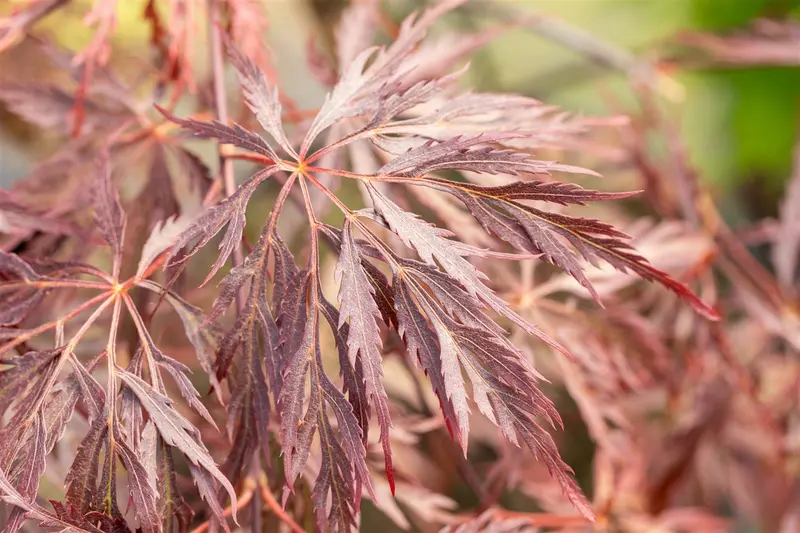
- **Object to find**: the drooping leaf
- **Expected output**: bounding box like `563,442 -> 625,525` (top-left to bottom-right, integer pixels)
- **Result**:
115,439 -> 160,533
3,414 -> 47,533
64,416 -> 108,515
117,370 -> 238,521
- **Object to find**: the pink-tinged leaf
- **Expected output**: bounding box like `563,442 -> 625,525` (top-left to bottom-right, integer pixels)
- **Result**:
115,440 -> 159,533
334,224 -> 394,492
302,0 -> 468,157
188,463 -> 230,533
91,150 -> 126,273
377,92 -> 598,150
319,299 -> 371,446
394,263 -> 594,519
136,215 -> 195,278
369,187 -> 571,353
117,370 -> 238,522
224,35 -> 297,158
425,183 -> 719,319
394,277 -> 465,448
0,349 -> 59,409
376,135 -> 597,179
334,0 -> 378,67
138,280 -> 223,398
0,252 -> 45,326
278,270 -> 314,484
3,415 -> 46,533
438,180 -> 639,206
218,229 -> 279,465
300,46 -> 380,155
156,105 -> 280,162
42,380 -> 81,453
365,0 -> 468,83
66,358 -> 106,423
165,167 -> 277,285
335,220 -> 385,368
0,83 -> 123,134
320,224 -> 397,328
1,461 -> 102,533
64,417 -> 108,515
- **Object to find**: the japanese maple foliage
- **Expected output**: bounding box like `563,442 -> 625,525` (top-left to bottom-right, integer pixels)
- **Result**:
0,1 -> 729,533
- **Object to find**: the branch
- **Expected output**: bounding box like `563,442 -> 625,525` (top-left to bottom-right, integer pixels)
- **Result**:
208,0 -> 244,309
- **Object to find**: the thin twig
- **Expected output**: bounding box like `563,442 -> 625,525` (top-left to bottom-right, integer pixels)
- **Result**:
208,0 -> 244,309
189,477 -> 256,533
257,474 -> 307,533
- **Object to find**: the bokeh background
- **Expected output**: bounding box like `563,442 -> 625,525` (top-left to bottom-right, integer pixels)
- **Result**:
3,0 -> 799,217
1,1 -> 799,532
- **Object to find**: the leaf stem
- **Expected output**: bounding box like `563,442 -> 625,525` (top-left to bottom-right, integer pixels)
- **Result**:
0,279 -> 111,291
0,291 -> 114,357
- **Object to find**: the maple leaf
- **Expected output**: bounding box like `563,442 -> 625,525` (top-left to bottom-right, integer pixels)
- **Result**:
0,1 -> 731,532
149,2 -> 719,530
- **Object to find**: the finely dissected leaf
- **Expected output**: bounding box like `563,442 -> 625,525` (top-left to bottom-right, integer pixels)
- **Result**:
188,463 -> 230,533
335,220 -> 385,367
165,167 -> 278,285
92,151 -> 126,271
65,417 -> 108,514
308,299 -> 373,530
368,188 -> 567,349
1,463 -> 102,533
156,437 -> 192,533
381,177 -> 716,318
300,0 -> 468,156
3,415 -> 47,533
224,36 -> 297,158
334,221 -> 394,492
319,300 -> 371,447
136,215 -> 195,278
115,439 -> 159,533
0,349 -> 59,408
394,278 -> 463,446
374,92 -> 596,151
278,269 -> 314,482
117,370 -> 238,521
157,105 -> 280,162
376,135 -> 595,179
138,280 -> 222,396
312,409 -> 358,532
43,380 -> 82,453
398,273 -> 594,519
67,359 -> 106,424
0,252 -> 46,326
